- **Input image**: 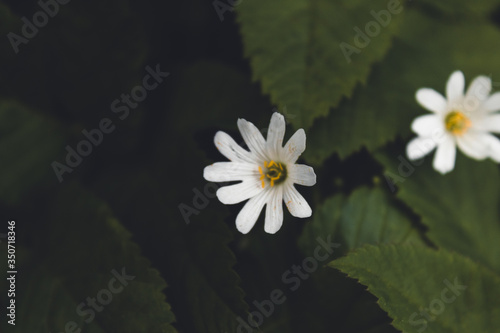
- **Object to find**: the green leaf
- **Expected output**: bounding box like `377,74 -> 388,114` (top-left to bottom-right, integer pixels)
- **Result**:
298,193 -> 345,255
0,100 -> 66,204
285,261 -> 399,333
0,251 -> 106,333
299,186 -> 423,256
330,244 -> 500,333
47,183 -> 177,333
92,168 -> 249,333
375,146 -> 500,274
339,186 -> 424,250
297,188 -> 412,333
297,187 -> 424,332
237,0 -> 405,129
303,10 -> 500,163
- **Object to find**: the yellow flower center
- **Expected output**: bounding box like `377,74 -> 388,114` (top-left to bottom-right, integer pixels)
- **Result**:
445,111 -> 471,135
258,160 -> 287,188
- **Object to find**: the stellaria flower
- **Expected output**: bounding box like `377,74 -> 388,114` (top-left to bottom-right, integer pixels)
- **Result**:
407,70 -> 500,174
203,113 -> 316,234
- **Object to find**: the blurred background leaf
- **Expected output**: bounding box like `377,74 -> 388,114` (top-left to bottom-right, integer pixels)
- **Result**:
91,166 -> 249,333
0,183 -> 176,333
47,183 -> 177,333
0,250 -> 107,333
0,100 -> 66,205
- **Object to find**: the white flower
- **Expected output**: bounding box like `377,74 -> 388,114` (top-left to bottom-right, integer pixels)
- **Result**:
203,112 -> 316,234
407,70 -> 500,174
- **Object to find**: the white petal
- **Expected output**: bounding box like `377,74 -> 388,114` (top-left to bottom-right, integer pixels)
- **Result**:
461,76 -> 491,115
283,183 -> 312,218
237,118 -> 268,161
466,75 -> 491,102
446,71 -> 465,102
482,133 -> 500,162
283,129 -> 306,163
266,112 -> 286,159
411,114 -> 443,137
483,114 -> 500,133
264,186 -> 283,234
416,88 -> 447,114
482,92 -> 500,113
204,162 -> 257,182
456,132 -> 490,160
214,131 -> 256,163
236,189 -> 272,234
406,136 -> 437,160
433,136 -> 456,174
216,180 -> 263,205
288,164 -> 316,186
